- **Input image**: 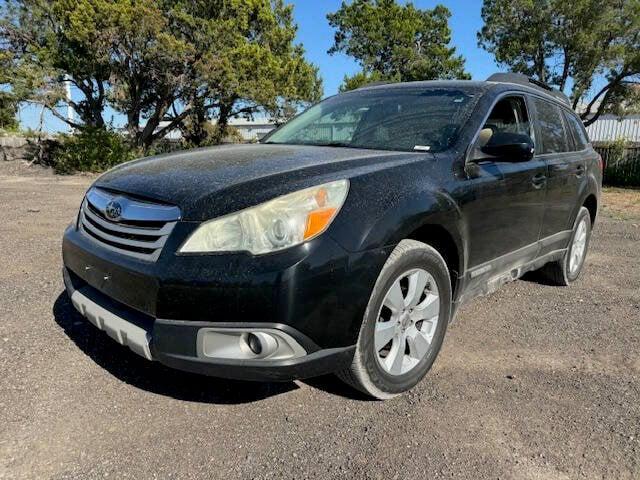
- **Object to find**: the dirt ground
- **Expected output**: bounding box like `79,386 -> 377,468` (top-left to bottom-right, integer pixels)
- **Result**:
0,160 -> 638,480
602,187 -> 640,220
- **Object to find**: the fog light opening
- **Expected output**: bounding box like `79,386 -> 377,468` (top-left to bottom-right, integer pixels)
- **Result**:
246,333 -> 262,355
198,328 -> 305,361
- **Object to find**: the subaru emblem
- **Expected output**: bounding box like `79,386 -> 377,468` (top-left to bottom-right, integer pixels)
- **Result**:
105,200 -> 123,221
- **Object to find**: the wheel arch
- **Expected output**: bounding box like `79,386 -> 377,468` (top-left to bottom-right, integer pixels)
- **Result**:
569,170 -> 600,230
406,223 -> 463,300
583,193 -> 598,226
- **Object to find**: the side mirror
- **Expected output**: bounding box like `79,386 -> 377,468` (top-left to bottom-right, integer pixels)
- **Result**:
480,132 -> 534,162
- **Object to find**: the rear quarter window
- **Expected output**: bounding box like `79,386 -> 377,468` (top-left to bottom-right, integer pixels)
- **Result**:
563,111 -> 590,150
532,98 -> 570,154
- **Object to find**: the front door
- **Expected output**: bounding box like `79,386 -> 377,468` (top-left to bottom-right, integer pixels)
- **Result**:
457,95 -> 547,287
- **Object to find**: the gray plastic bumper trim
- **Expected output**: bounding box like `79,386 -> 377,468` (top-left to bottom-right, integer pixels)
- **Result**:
68,286 -> 153,361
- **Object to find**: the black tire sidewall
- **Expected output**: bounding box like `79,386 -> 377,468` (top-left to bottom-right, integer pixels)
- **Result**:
357,245 -> 451,395
564,207 -> 592,283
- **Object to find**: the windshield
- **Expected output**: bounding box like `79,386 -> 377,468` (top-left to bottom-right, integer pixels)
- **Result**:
264,87 -> 481,152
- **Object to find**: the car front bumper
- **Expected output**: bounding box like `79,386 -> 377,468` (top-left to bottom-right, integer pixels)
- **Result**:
63,266 -> 356,381
62,224 -> 392,381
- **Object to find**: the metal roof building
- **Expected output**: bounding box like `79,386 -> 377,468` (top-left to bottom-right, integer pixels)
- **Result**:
585,114 -> 640,143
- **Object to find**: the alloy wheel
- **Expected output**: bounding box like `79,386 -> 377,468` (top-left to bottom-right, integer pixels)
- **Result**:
569,217 -> 588,275
374,268 -> 440,376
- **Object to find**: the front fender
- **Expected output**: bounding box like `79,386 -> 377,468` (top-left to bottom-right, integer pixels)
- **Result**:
328,165 -> 465,271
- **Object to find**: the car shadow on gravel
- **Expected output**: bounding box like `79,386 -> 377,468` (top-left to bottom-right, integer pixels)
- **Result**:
53,292 -> 300,404
520,269 -> 559,286
299,375 -> 372,401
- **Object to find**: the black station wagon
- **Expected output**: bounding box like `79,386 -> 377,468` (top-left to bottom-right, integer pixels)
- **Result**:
62,73 -> 601,398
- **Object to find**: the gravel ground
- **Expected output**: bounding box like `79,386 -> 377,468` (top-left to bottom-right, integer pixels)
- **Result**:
0,161 -> 638,480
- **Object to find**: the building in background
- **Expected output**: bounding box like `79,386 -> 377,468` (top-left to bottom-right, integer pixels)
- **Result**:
585,114 -> 640,144
155,117 -> 277,143
225,118 -> 276,141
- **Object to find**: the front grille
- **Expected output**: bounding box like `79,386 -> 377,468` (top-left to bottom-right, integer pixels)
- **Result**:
78,187 -> 180,261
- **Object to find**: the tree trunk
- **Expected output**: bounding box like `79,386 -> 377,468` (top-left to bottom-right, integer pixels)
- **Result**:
139,109 -> 164,149
69,77 -> 107,129
126,110 -> 141,147
580,71 -> 627,127
558,48 -> 570,92
216,99 -> 236,143
536,42 -> 546,83
183,103 -> 209,146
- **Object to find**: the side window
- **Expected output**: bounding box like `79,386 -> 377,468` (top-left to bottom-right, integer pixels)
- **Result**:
563,111 -> 589,151
532,98 -> 570,154
478,96 -> 532,149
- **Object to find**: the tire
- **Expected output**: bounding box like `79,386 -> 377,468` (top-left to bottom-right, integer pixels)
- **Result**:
338,239 -> 452,399
541,206 -> 592,286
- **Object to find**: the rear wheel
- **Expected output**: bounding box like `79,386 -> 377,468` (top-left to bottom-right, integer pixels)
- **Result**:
338,240 -> 451,399
541,206 -> 592,286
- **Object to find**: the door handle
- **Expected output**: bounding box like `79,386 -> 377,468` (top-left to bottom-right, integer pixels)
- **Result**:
531,173 -> 547,189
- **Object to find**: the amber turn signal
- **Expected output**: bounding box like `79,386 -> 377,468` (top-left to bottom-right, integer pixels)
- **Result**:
304,207 -> 337,240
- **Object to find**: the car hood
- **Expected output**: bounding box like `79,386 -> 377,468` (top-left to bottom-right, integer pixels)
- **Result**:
94,143 -> 422,220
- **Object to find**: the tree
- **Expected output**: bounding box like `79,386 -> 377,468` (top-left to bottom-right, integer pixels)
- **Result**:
167,0 -> 322,146
105,0 -> 196,147
1,0 -> 113,130
0,50 -> 19,129
1,0 -> 199,145
1,0 -> 321,148
478,0 -> 640,125
0,93 -> 17,130
327,0 -> 469,91
338,70 -> 385,93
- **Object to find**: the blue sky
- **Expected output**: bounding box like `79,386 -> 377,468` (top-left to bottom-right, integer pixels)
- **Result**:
18,0 -> 499,132
292,0 -> 497,96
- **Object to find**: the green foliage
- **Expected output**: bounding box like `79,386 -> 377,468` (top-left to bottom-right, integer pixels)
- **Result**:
596,139 -> 640,187
0,48 -> 18,129
170,0 -> 322,146
53,128 -> 138,174
604,139 -> 628,163
148,125 -> 245,158
338,71 -> 387,92
1,0 -> 322,148
1,0 -> 111,129
327,0 -> 469,91
478,0 -> 640,125
0,93 -> 18,130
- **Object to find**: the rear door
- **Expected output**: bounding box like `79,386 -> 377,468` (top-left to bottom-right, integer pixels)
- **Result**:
530,97 -> 585,254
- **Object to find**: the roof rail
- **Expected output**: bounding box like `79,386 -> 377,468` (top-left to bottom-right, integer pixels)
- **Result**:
356,81 -> 393,90
487,73 -> 570,106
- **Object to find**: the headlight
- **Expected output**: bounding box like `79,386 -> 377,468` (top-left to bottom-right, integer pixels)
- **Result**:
179,179 -> 349,254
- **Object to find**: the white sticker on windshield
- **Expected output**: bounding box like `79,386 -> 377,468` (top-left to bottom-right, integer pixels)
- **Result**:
413,145 -> 431,151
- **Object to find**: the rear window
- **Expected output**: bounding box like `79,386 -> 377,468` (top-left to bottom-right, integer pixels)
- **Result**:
532,98 -> 570,154
563,111 -> 589,150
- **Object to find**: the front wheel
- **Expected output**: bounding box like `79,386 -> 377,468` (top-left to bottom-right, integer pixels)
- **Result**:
338,240 -> 451,399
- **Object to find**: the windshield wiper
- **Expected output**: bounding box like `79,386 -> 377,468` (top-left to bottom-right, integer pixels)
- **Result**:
262,140 -> 358,149
318,141 -> 356,148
